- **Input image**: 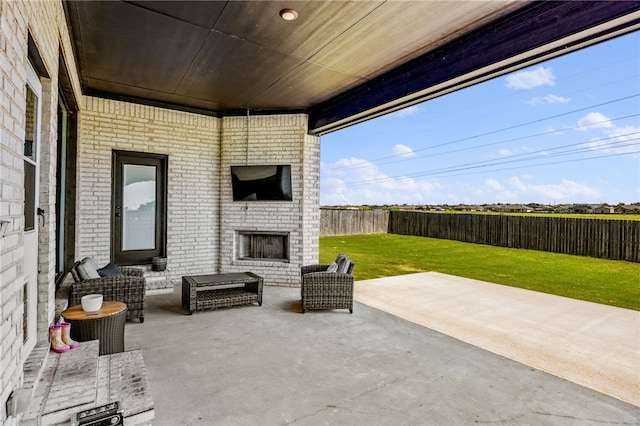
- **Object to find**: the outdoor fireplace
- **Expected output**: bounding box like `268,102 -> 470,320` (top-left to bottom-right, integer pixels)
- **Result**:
237,231 -> 289,262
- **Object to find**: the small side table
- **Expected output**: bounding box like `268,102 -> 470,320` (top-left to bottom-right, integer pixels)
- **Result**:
61,301 -> 127,355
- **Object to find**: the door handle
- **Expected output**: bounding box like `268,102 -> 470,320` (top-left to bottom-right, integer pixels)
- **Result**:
37,207 -> 45,226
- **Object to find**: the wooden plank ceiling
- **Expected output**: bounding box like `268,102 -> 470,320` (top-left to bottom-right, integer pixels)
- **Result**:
64,1 -> 640,134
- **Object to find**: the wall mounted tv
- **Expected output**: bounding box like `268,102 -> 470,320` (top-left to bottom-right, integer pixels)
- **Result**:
231,165 -> 292,201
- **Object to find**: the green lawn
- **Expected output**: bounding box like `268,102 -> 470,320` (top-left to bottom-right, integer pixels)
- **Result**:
320,234 -> 640,311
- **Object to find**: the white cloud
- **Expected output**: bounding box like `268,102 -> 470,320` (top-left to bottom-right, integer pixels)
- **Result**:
484,178 -> 502,192
393,144 -> 416,157
495,146 -> 530,157
527,179 -> 601,201
320,157 -> 440,205
320,156 -> 610,205
545,125 -> 563,136
574,112 -> 639,156
507,176 -> 526,192
505,66 -> 556,89
607,125 -> 640,147
576,112 -> 613,131
464,176 -> 601,203
466,179 -> 517,201
391,105 -> 423,118
321,161 -> 607,205
582,125 -> 640,155
526,94 -> 571,105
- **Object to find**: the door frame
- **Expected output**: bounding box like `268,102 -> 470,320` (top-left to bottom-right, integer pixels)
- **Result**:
111,150 -> 167,265
56,49 -> 79,281
23,61 -> 42,357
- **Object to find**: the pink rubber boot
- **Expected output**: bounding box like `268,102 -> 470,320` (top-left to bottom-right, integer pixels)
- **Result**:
59,321 -> 79,349
49,324 -> 70,353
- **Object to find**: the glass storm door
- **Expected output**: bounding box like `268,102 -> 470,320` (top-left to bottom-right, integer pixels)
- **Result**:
112,151 -> 167,265
23,62 -> 41,356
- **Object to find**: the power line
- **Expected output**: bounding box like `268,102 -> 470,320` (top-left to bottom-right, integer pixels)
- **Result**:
325,132 -> 639,188
381,54 -> 639,139
424,150 -> 640,181
420,139 -> 639,179
372,113 -> 640,168
325,148 -> 638,189
324,94 -> 640,172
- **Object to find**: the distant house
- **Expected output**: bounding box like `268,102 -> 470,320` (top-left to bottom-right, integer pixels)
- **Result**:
527,203 -> 553,212
616,204 -> 640,214
500,204 -> 531,213
593,205 -> 615,214
570,204 -> 594,214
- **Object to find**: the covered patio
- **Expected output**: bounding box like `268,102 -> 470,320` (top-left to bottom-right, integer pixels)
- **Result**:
3,1 -> 640,424
125,273 -> 638,425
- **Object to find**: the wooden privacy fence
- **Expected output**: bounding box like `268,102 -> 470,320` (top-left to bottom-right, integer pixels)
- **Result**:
320,209 -> 640,262
320,209 -> 390,236
388,212 -> 640,262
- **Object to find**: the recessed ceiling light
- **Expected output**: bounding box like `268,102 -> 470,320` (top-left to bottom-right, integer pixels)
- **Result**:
279,8 -> 298,21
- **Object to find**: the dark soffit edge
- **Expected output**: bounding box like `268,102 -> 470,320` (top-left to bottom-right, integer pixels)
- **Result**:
83,88 -> 222,117
308,1 -> 640,135
84,88 -> 309,119
58,51 -> 79,112
28,33 -> 50,78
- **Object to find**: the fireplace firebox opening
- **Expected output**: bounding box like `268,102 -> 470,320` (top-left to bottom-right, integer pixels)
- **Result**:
237,231 -> 289,262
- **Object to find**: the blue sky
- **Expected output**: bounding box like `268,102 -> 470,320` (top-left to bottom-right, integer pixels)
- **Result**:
320,31 -> 640,206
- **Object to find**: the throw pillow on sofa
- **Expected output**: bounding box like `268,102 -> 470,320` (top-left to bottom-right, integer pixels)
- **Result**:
326,262 -> 339,273
97,262 -> 124,277
336,254 -> 352,274
75,257 -> 101,280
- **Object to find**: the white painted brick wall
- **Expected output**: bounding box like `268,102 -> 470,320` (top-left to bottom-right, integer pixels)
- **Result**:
219,114 -> 319,286
302,133 -> 320,267
77,97 -> 222,281
0,0 -> 82,423
78,106 -> 320,287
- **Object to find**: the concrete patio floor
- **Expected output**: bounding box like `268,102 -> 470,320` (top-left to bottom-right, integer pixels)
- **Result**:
355,272 -> 640,407
125,274 -> 639,425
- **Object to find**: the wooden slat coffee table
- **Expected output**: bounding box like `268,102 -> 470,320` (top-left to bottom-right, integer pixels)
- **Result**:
61,301 -> 127,355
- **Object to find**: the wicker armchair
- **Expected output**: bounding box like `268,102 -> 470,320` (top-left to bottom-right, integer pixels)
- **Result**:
301,254 -> 355,314
69,260 -> 146,323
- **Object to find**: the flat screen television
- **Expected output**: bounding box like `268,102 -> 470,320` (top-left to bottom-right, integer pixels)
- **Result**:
231,165 -> 292,201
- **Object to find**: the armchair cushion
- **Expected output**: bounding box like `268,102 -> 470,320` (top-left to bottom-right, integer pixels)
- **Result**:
97,262 -> 124,277
326,262 -> 339,273
336,254 -> 352,274
75,257 -> 101,280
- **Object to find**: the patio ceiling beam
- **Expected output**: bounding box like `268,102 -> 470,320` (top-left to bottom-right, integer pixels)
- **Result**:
308,1 -> 640,135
